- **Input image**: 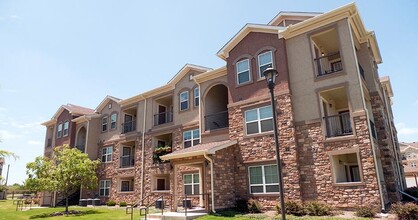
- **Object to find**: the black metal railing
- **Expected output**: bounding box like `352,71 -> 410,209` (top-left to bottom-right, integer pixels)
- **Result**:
204,111 -> 229,131
46,138 -> 52,148
122,121 -> 136,134
370,120 -> 377,139
153,111 -> 173,126
314,52 -> 343,77
324,112 -> 353,138
120,155 -> 135,168
358,63 -> 365,81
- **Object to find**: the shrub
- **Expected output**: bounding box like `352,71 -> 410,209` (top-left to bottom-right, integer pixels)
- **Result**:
392,202 -> 418,220
119,201 -> 127,207
235,199 -> 249,213
304,201 -> 333,216
285,200 -> 306,216
355,206 -> 376,218
404,187 -> 418,198
247,199 -> 262,213
106,200 -> 116,206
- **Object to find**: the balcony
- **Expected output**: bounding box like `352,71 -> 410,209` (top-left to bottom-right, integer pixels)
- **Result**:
46,138 -> 52,148
122,121 -> 136,134
370,120 -> 377,139
120,155 -> 135,168
314,52 -> 342,77
324,112 -> 353,138
205,111 -> 229,131
153,111 -> 173,126
76,145 -> 85,152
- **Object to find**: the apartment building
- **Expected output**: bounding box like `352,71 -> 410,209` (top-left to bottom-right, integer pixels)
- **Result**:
400,142 -> 418,187
41,3 -> 404,211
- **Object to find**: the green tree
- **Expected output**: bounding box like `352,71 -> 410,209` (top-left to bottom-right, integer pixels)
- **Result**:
26,145 -> 100,213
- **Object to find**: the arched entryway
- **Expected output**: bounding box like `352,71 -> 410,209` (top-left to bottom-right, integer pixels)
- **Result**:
204,84 -> 228,131
75,127 -> 86,152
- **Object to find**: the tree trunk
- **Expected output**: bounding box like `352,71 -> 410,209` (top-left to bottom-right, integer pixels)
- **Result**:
65,193 -> 69,214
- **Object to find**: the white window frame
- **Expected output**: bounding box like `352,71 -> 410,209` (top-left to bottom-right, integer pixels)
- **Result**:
183,129 -> 200,148
57,123 -> 63,138
258,51 -> 273,78
101,146 -> 113,163
110,113 -> 117,130
180,91 -> 189,111
245,106 -> 273,135
184,173 -> 199,195
236,59 -> 251,85
63,121 -> 69,137
99,180 -> 111,197
101,116 -> 108,132
194,87 -> 199,107
248,164 -> 279,194
329,150 -> 363,184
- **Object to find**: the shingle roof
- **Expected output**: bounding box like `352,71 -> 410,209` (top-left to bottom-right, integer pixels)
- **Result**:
64,104 -> 95,115
160,140 -> 237,160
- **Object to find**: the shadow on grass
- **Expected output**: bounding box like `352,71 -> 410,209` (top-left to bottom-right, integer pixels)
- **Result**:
212,210 -> 243,217
29,210 -> 101,219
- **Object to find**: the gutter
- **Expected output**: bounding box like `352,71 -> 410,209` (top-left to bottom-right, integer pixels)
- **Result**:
348,21 -> 385,211
140,95 -> 147,201
203,153 -> 216,213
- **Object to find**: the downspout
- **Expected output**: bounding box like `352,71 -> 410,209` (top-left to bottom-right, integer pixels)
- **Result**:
193,77 -> 202,141
203,153 -> 215,213
347,19 -> 385,211
140,95 -> 147,201
382,88 -> 404,190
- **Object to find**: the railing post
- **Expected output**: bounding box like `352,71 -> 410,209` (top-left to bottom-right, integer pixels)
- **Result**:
185,194 -> 187,217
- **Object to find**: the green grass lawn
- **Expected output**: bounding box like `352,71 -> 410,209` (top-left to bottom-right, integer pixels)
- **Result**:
0,199 -> 146,220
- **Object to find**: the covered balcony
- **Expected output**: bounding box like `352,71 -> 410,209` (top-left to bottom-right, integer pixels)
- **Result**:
320,87 -> 353,138
75,126 -> 86,153
204,84 -> 229,131
121,107 -> 137,134
120,141 -> 135,168
312,28 -> 343,77
152,133 -> 172,164
153,96 -> 173,126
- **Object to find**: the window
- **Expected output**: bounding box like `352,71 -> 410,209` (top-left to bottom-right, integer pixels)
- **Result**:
101,146 -> 113,163
101,116 -> 108,132
331,152 -> 361,183
183,129 -> 200,148
57,123 -> 63,138
194,87 -> 199,107
180,91 -> 189,111
120,179 -> 134,192
248,165 -> 279,194
110,113 -> 117,130
236,59 -> 250,85
63,121 -> 69,137
99,180 -> 111,197
184,174 -> 199,195
245,106 -> 273,135
258,51 -> 273,78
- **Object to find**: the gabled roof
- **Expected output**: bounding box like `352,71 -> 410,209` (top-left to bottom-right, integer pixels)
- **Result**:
120,64 -> 212,107
217,24 -> 285,60
42,104 -> 95,126
268,11 -> 322,26
380,76 -> 393,98
160,140 -> 237,160
95,95 -> 122,113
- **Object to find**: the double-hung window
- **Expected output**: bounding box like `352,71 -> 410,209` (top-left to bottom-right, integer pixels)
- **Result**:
258,51 -> 273,78
110,113 -> 117,130
99,180 -> 111,197
183,129 -> 200,148
194,87 -> 199,107
57,123 -> 63,138
101,146 -> 113,163
184,174 -> 199,195
245,106 -> 273,135
236,59 -> 250,85
63,121 -> 69,137
102,116 -> 108,132
180,91 -> 189,111
248,165 -> 279,194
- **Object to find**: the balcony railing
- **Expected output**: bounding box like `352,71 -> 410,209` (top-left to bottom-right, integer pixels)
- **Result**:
314,52 -> 343,77
358,63 -> 365,81
122,121 -> 136,134
120,155 -> 135,168
370,120 -> 377,139
46,138 -> 52,148
205,111 -> 229,131
153,111 -> 173,126
324,112 -> 353,138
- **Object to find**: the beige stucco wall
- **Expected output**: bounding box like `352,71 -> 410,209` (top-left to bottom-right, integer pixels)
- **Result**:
287,19 -> 365,122
87,118 -> 100,160
98,99 -> 122,142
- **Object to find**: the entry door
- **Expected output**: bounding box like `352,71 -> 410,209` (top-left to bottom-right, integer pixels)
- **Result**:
158,105 -> 167,124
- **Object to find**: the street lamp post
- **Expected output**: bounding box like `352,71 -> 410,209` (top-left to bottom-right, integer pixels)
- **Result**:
263,67 -> 286,220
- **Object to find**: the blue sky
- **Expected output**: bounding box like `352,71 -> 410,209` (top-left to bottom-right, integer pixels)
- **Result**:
0,0 -> 417,184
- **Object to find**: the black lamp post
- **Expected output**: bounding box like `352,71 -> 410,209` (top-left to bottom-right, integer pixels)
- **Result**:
263,67 -> 286,220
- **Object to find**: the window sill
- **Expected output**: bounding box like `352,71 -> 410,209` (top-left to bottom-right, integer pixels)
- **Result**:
324,135 -> 357,143
235,80 -> 254,88
244,131 -> 274,139
249,193 -> 280,197
118,191 -> 134,194
332,182 -> 365,187
152,190 -> 170,194
118,167 -> 135,171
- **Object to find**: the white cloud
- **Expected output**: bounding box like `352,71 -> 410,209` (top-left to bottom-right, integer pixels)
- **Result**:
0,130 -> 25,140
27,140 -> 43,146
0,107 -> 6,112
396,123 -> 418,135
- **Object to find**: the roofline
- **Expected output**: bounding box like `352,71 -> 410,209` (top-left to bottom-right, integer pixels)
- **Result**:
268,11 -> 322,26
94,95 -> 122,113
193,66 -> 227,83
71,114 -> 101,123
216,24 -> 285,60
160,140 -> 237,160
380,76 -> 393,97
41,119 -> 56,126
167,63 -> 213,84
